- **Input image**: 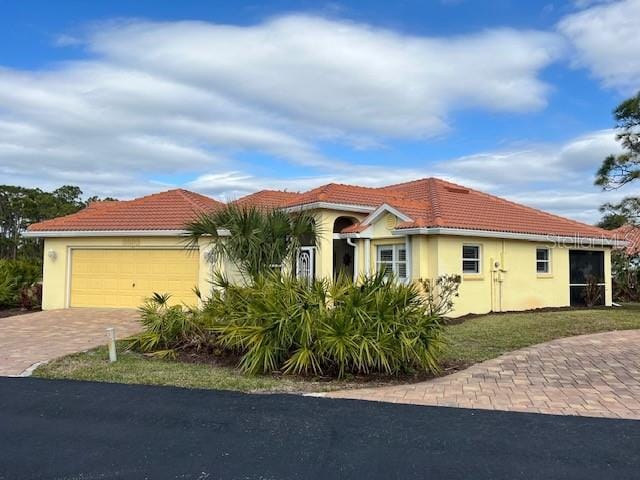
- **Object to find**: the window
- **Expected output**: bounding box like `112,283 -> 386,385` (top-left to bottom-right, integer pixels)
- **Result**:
376,244 -> 407,280
462,245 -> 481,274
536,248 -> 550,274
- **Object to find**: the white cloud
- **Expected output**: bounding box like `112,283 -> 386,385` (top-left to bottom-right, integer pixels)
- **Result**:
87,16 -> 562,138
0,14 -> 564,203
558,0 -> 640,90
186,129 -> 637,224
434,130 -> 636,222
571,0 -> 615,8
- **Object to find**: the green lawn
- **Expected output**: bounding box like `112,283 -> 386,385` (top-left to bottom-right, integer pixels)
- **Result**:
34,304 -> 640,392
441,303 -> 640,366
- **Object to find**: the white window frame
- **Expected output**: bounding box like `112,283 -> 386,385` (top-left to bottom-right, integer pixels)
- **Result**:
536,247 -> 551,274
462,244 -> 481,275
376,244 -> 408,280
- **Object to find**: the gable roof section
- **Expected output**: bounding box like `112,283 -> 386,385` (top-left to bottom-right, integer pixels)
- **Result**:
234,190 -> 302,209
27,189 -> 223,232
613,224 -> 640,254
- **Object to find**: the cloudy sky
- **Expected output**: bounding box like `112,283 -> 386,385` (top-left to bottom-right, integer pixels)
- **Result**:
1,0 -> 639,223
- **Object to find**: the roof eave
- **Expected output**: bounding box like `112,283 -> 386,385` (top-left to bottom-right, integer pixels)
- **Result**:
23,228 -> 231,238
283,201 -> 376,214
392,226 -> 626,247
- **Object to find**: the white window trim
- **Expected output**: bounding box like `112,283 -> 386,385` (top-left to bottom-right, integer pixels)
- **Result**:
462,244 -> 482,275
536,247 -> 552,274
376,244 -> 408,281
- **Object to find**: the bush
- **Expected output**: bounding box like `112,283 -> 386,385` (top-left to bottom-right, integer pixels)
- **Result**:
19,283 -> 42,310
127,293 -> 209,358
612,250 -> 640,302
203,271 -> 458,378
0,259 -> 42,308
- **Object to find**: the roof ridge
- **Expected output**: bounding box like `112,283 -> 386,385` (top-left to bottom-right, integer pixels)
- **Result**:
426,178 -> 444,226
174,188 -> 214,211
378,176 -> 433,190
253,189 -> 301,194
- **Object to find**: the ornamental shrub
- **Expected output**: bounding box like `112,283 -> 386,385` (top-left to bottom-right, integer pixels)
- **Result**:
202,271 -> 459,377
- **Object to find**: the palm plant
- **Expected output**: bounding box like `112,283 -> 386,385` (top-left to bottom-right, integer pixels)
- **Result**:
185,203 -> 319,282
201,270 -> 452,378
127,293 -> 208,358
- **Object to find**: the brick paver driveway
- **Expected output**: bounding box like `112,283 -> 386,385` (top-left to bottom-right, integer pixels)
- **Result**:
325,330 -> 640,420
0,309 -> 141,376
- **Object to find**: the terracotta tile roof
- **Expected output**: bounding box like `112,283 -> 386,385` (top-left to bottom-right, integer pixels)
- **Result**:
28,189 -> 223,232
284,183 -> 399,209
613,224 -> 640,254
234,190 -> 302,209
27,178 -> 616,241
382,178 -> 616,240
308,177 -> 615,240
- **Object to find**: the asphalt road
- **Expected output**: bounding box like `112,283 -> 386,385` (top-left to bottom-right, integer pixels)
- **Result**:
1,378 -> 639,479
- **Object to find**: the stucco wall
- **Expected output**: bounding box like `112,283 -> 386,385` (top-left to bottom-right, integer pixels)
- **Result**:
430,235 -> 612,316
313,209 -> 367,279
41,236 -> 215,310
41,212 -> 613,318
336,209 -> 614,317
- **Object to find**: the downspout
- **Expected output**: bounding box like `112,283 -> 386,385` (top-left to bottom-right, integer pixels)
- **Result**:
405,235 -> 412,282
364,239 -> 371,275
498,240 -> 506,312
346,237 -> 358,282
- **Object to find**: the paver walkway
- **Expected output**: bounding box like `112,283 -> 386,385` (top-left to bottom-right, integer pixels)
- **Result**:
0,309 -> 141,376
325,330 -> 640,420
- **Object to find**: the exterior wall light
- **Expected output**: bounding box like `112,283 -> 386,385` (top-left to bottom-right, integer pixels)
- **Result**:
47,249 -> 57,261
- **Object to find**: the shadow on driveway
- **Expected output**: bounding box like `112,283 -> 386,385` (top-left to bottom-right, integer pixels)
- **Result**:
0,378 -> 638,479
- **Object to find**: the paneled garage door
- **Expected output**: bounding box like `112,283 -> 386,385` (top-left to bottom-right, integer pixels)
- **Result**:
70,249 -> 199,308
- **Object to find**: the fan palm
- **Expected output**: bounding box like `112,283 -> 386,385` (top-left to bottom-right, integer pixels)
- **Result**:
185,203 -> 319,281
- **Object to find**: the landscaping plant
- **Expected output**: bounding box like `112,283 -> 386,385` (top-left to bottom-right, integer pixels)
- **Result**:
0,259 -> 42,308
127,293 -> 208,358
202,271 -> 458,378
611,250 -> 640,302
185,204 -> 319,282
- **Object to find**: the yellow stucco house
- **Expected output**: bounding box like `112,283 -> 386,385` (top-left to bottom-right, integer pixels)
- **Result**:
26,178 -> 623,317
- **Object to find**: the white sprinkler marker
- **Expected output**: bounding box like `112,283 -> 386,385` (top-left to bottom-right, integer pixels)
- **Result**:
106,327 -> 117,363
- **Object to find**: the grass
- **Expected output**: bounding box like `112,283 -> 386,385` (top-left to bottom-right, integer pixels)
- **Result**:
441,303 -> 640,367
34,304 -> 640,393
32,342 -> 410,394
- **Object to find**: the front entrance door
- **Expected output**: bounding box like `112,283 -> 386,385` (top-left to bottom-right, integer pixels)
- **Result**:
296,247 -> 315,281
569,250 -> 605,306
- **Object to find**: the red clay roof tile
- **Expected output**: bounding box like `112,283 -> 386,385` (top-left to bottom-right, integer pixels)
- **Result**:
28,179 -> 616,240
28,189 -> 223,232
613,224 -> 640,254
233,190 -> 302,209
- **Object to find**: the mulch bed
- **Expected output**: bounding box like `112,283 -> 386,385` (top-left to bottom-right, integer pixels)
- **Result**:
173,346 -> 453,390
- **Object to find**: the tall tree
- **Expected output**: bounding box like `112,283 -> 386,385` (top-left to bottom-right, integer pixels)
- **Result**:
0,185 -> 114,261
598,198 -> 640,229
596,92 -> 640,190
596,92 -> 640,227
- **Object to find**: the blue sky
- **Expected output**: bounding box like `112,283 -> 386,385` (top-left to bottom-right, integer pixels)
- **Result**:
1,0 -> 639,223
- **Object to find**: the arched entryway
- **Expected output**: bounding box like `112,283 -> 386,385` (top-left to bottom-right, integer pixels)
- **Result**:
333,216 -> 357,280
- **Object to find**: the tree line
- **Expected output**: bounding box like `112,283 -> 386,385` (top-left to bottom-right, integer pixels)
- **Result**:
0,185 -> 115,261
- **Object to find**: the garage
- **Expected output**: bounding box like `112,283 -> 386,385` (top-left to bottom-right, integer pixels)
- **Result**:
69,249 -> 200,308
